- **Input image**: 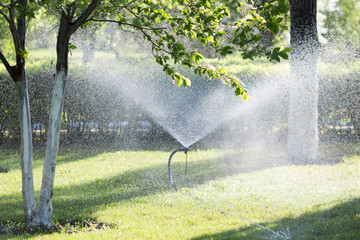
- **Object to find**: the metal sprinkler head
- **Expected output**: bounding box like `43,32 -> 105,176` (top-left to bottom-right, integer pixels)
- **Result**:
168,147 -> 190,191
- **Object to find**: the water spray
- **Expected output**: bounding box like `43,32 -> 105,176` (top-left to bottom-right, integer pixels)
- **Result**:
168,147 -> 189,191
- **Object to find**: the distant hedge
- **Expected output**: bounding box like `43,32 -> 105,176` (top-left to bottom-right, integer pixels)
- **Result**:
1,58 -> 360,147
0,63 -> 176,147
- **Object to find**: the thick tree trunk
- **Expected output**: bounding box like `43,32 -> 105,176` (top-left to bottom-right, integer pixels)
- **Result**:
16,70 -> 40,226
287,0 -> 319,163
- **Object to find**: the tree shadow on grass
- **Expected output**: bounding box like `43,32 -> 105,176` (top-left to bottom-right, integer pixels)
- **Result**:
0,146 -> 135,171
0,148 -> 355,239
2,138 -> 354,172
0,150 -> 288,224
52,150 -> 288,221
0,141 -> 185,172
191,198 -> 360,240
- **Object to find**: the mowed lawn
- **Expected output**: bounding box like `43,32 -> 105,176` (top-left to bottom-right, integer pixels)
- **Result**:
0,145 -> 359,239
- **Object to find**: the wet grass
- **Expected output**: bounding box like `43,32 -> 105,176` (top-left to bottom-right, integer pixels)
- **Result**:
0,146 -> 359,239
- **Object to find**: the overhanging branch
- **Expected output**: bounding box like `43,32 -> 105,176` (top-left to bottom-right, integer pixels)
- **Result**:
88,18 -> 167,31
88,18 -> 195,74
90,3 -> 132,20
88,18 -> 170,55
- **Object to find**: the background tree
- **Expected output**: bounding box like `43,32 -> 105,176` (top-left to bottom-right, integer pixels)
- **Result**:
287,0 -> 319,163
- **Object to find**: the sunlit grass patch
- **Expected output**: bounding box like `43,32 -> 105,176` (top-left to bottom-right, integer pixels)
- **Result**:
0,147 -> 359,239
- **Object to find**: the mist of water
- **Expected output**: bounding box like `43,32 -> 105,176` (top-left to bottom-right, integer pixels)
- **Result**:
68,22 -> 360,164
88,63 -> 247,148
81,54 -> 292,157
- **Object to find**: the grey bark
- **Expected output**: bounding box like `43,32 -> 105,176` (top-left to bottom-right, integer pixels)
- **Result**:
2,0 -> 100,227
0,0 -> 41,226
16,69 -> 40,226
38,8 -> 71,225
38,1 -> 100,225
287,0 -> 319,163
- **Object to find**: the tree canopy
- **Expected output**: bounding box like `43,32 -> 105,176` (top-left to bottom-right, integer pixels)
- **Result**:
1,0 -> 291,100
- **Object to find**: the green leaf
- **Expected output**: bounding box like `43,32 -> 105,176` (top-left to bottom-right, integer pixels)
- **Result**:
278,51 -> 289,60
235,87 -> 241,96
183,77 -> 191,88
69,43 -> 77,50
273,47 -> 280,53
200,37 -> 207,46
275,17 -> 283,24
241,92 -> 249,102
17,49 -> 29,59
207,35 -> 214,42
267,22 -> 279,35
220,46 -> 234,56
173,73 -> 183,87
253,34 -> 262,42
190,30 -> 197,38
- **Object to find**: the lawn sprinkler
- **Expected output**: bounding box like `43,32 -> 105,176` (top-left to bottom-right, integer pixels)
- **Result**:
168,147 -> 189,191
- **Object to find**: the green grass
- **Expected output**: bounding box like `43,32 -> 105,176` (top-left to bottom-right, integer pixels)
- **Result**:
0,146 -> 360,239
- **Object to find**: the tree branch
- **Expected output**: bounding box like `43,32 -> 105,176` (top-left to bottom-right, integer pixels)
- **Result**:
124,6 -> 143,22
89,18 -> 190,70
69,0 -> 100,35
0,50 -> 17,80
87,18 -> 184,69
8,1 -> 19,51
88,18 -> 167,31
0,8 -> 11,24
70,5 -> 77,20
90,3 -> 132,20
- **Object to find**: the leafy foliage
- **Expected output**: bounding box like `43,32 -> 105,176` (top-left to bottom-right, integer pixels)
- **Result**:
1,0 -> 290,98
231,0 -> 290,61
74,0 -> 291,99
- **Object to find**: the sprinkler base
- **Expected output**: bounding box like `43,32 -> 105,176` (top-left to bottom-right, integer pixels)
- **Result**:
168,147 -> 189,190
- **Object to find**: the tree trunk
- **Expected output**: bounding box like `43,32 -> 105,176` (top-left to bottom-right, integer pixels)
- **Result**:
16,69 -> 40,226
38,69 -> 67,225
38,11 -> 71,225
0,0 -> 41,226
37,1 -> 99,225
287,0 -> 319,163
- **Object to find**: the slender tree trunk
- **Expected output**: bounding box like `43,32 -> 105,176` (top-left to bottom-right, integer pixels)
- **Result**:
0,0 -> 41,226
38,11 -> 71,225
16,69 -> 40,226
287,0 -> 319,163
